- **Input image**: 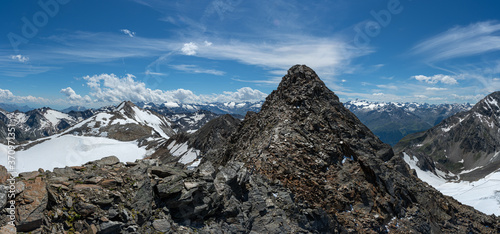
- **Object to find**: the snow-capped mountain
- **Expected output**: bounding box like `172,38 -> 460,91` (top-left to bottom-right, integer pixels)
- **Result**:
136,101 -> 256,133
136,101 -> 263,116
395,91 -> 500,181
0,101 -> 180,173
65,101 -> 174,140
344,100 -> 472,145
168,109 -> 221,133
0,107 -> 81,143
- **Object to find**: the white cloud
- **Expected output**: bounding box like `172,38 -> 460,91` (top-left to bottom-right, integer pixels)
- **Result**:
169,64 -> 225,76
341,79 -> 347,83
197,37 -> 369,80
425,87 -> 448,91
372,93 -> 384,96
120,29 -> 136,37
451,94 -> 484,101
0,88 -> 47,103
181,42 -> 198,55
412,74 -> 458,85
204,41 -> 212,46
60,87 -> 92,103
10,54 -> 29,63
412,21 -> 500,62
77,73 -> 266,105
222,87 -> 267,101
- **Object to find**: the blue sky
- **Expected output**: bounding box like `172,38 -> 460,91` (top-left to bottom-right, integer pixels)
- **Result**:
1,0 -> 500,109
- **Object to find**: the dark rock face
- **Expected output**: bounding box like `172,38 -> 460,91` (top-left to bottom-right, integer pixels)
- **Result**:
0,65 -> 498,233
395,91 -> 500,180
220,65 -> 498,232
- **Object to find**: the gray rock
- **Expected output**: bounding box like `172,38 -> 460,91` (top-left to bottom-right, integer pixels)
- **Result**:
95,156 -> 120,166
156,175 -> 184,198
0,185 -> 7,208
75,202 -> 97,217
99,221 -> 123,234
152,219 -> 171,232
151,166 -> 187,178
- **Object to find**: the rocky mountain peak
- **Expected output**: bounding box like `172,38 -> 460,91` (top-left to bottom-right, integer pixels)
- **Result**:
472,90 -> 500,116
262,64 -> 340,113
278,64 -> 323,90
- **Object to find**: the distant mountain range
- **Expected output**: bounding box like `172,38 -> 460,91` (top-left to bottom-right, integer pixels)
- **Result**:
0,103 -> 33,112
344,100 -> 472,145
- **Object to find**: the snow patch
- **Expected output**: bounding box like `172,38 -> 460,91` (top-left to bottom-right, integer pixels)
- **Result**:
403,152 -> 500,215
0,135 -> 146,173
44,110 -> 72,126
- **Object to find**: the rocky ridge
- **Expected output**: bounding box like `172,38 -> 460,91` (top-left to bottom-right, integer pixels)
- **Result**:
395,91 -> 500,181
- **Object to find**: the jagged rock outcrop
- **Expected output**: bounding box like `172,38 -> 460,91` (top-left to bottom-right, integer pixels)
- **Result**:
0,65 -> 498,233
151,114 -> 241,168
395,91 -> 500,181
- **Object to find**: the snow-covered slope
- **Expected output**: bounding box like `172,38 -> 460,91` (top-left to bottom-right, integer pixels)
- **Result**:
403,153 -> 500,215
0,135 -> 146,173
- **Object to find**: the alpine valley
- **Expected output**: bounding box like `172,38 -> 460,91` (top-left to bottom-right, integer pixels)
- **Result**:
0,65 -> 498,233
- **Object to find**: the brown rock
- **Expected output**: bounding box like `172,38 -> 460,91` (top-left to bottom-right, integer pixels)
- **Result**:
100,179 -> 119,187
16,177 -> 47,232
0,225 -> 16,234
19,171 -> 39,180
75,202 -> 97,217
0,165 -> 10,184
50,184 -> 70,191
71,166 -> 86,171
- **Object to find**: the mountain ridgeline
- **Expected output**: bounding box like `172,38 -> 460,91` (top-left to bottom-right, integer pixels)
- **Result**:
0,65 -> 498,233
395,91 -> 500,181
345,101 -> 472,146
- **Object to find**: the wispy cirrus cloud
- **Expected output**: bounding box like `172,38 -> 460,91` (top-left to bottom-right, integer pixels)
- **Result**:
412,21 -> 500,62
169,64 -> 225,76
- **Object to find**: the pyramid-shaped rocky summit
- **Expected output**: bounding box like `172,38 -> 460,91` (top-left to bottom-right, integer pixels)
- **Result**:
218,64 -> 498,232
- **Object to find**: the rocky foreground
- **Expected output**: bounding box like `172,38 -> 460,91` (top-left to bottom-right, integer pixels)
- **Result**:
0,65 -> 499,233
